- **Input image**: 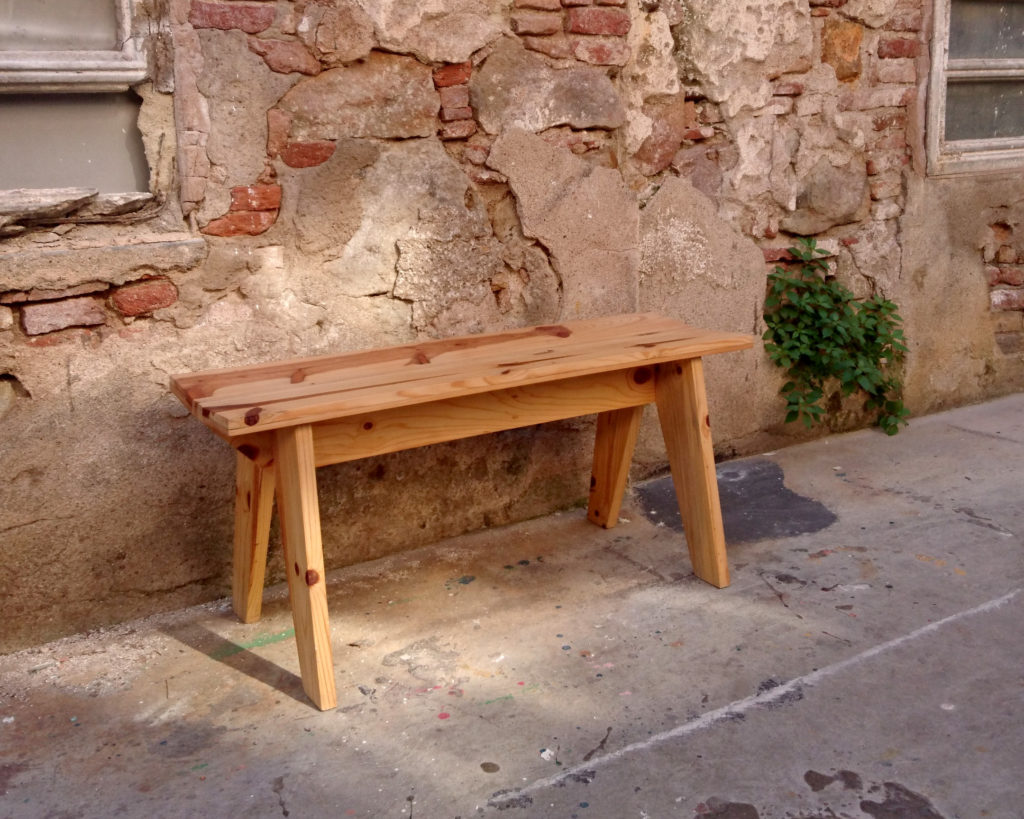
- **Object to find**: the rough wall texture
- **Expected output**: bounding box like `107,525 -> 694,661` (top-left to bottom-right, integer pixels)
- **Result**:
1,0 -> 1022,650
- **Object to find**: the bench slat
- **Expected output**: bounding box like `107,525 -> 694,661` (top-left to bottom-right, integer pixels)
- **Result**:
170,314 -> 753,437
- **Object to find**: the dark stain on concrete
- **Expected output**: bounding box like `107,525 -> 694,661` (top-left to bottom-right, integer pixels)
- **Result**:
0,761 -> 29,795
489,789 -> 534,810
151,723 -> 226,759
804,768 -> 864,792
637,459 -> 837,544
860,782 -> 946,818
696,797 -> 760,818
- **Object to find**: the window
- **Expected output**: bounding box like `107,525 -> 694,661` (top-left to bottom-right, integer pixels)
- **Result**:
0,0 -> 150,196
927,0 -> 1024,175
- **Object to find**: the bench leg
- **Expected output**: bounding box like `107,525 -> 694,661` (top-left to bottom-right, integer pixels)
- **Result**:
232,451 -> 275,623
654,359 -> 730,588
588,406 -> 643,528
274,424 -> 338,710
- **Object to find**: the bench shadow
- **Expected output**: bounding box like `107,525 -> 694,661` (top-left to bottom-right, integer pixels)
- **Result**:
161,620 -> 308,706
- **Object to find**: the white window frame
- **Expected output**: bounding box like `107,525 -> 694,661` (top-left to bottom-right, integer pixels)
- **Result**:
927,0 -> 1024,175
0,0 -> 146,92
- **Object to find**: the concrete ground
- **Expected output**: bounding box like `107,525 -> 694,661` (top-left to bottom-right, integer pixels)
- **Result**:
1,395 -> 1022,819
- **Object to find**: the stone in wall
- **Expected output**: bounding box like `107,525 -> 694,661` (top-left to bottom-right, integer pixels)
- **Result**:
281,140 -> 495,312
780,154 -> 870,234
636,176 -> 780,455
355,0 -> 503,63
276,52 -> 439,142
673,0 -> 812,117
295,0 -> 376,66
470,37 -> 626,135
487,128 -> 638,318
620,8 -> 680,153
841,0 -> 899,28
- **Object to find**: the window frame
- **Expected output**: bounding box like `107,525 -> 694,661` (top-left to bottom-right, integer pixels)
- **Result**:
927,0 -> 1024,175
0,0 -> 146,93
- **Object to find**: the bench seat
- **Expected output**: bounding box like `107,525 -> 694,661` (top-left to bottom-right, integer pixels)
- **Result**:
170,313 -> 753,709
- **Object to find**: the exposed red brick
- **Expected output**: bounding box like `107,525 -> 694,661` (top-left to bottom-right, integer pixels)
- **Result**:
872,111 -> 908,131
811,8 -> 830,15
762,248 -> 796,263
439,120 -> 478,140
594,0 -> 626,5
511,11 -> 562,35
991,265 -> 1024,286
438,85 -> 470,109
189,1 -> 275,34
809,0 -> 847,5
562,0 -> 593,6
433,62 -> 472,88
440,106 -> 474,122
566,6 -> 630,36
681,126 -> 716,140
280,141 -> 336,168
515,0 -> 561,8
22,297 -> 106,336
201,211 -> 277,237
840,237 -> 860,247
248,37 -> 321,75
230,184 -> 282,212
267,108 -> 292,158
773,81 -> 805,96
991,289 -> 1024,311
111,279 -> 179,317
877,37 -> 919,59
570,35 -> 630,65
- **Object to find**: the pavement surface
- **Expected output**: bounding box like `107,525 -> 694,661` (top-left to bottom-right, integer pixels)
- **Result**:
1,394 -> 1022,819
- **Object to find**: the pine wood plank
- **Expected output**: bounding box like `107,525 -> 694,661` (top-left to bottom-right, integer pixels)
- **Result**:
170,315 -> 752,438
654,359 -> 730,588
309,367 -> 655,467
274,425 -> 337,710
587,405 -> 644,528
232,452 -> 275,623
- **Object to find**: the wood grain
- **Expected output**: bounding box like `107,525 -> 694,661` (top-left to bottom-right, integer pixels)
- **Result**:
170,314 -> 753,438
587,405 -> 643,528
232,452 -> 276,623
274,425 -> 337,710
654,359 -> 730,588
310,367 -> 655,467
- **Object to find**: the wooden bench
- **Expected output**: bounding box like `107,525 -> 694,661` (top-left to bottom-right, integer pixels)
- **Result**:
170,313 -> 752,710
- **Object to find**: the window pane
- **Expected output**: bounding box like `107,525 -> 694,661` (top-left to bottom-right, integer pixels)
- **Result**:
0,0 -> 119,51
949,1 -> 1024,59
0,93 -> 148,192
945,80 -> 1024,140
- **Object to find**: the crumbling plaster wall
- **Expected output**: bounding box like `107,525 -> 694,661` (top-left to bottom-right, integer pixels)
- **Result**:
1,0 -> 1021,650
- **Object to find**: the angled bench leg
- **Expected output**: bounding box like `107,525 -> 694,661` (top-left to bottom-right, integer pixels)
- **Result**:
232,451 -> 275,623
588,405 -> 643,528
654,359 -> 730,589
274,424 -> 337,710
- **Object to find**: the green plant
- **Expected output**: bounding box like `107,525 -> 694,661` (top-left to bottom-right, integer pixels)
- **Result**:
763,237 -> 909,435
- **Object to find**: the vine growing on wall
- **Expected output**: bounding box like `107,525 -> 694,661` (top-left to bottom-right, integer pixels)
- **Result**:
763,238 -> 909,435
